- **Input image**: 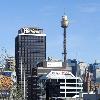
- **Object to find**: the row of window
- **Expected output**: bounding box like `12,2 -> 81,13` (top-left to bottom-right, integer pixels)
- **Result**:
59,79 -> 79,83
19,39 -> 45,42
19,36 -> 45,40
60,93 -> 79,97
60,89 -> 82,92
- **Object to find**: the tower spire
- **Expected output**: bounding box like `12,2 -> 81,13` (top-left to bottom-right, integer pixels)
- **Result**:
64,8 -> 66,15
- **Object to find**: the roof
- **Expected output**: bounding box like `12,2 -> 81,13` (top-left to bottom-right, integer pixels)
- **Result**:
46,70 -> 75,79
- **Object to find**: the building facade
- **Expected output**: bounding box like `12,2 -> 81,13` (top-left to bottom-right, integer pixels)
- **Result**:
28,60 -> 72,100
27,76 -> 39,100
15,27 -> 46,97
5,56 -> 15,71
94,67 -> 100,83
41,70 -> 83,100
67,59 -> 79,77
30,59 -> 83,100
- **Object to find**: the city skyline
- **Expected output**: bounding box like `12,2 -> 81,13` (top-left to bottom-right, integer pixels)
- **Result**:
0,0 -> 100,63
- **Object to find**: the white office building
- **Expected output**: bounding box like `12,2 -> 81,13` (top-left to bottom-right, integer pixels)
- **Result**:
40,70 -> 83,99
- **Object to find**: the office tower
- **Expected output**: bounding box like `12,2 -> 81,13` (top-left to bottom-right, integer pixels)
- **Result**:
94,65 -> 100,83
5,56 -> 15,71
27,76 -> 39,100
15,27 -> 46,98
79,61 -> 89,76
46,79 -> 60,100
41,70 -> 83,99
67,59 -> 79,76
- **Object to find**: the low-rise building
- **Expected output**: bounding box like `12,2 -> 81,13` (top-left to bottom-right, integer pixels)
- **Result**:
78,61 -> 89,78
5,56 -> 15,71
83,91 -> 100,100
40,70 -> 83,100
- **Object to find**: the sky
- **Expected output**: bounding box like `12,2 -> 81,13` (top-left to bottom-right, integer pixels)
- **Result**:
0,0 -> 100,63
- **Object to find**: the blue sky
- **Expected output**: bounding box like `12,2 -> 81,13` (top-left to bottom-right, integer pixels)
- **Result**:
0,0 -> 100,63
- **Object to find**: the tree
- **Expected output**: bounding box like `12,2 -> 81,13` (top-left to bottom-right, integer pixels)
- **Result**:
10,83 -> 23,100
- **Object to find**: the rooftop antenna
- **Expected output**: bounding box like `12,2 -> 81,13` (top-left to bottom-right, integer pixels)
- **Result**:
61,12 -> 69,68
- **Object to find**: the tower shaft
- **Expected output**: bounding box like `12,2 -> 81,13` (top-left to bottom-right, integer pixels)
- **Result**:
61,15 -> 69,68
63,28 -> 67,66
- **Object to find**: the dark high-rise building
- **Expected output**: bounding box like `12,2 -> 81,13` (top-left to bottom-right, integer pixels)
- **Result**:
46,79 -> 60,100
15,27 -> 46,97
27,76 -> 39,100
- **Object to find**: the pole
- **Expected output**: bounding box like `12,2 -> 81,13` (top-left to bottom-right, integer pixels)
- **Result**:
23,65 -> 25,100
21,57 -> 23,99
63,28 -> 67,67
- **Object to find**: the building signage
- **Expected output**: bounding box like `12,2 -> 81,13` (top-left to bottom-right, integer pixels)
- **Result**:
47,62 -> 62,67
51,71 -> 70,75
